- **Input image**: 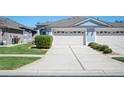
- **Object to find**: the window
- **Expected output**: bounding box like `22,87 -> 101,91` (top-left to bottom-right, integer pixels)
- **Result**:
104,31 -> 107,33
73,31 -> 76,33
116,31 -> 119,33
78,31 -> 80,33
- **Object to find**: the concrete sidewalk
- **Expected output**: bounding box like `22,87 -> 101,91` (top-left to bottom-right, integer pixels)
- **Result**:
0,54 -> 44,57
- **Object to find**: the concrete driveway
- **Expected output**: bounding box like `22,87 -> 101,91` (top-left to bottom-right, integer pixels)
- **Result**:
1,36 -> 124,76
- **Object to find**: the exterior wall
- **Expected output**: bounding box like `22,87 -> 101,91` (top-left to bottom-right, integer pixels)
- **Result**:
0,28 -> 35,45
4,29 -> 23,45
7,32 -> 23,44
0,29 -> 23,45
23,30 -> 32,42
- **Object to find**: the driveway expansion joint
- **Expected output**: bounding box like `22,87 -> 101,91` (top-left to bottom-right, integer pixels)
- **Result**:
69,46 -> 85,70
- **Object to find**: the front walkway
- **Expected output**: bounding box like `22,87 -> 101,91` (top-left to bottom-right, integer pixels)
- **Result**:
0,36 -> 124,76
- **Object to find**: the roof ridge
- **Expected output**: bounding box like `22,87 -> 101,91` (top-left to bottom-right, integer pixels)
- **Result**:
0,17 -> 29,28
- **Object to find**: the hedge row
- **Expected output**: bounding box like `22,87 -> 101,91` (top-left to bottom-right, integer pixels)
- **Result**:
88,42 -> 112,54
35,35 -> 53,49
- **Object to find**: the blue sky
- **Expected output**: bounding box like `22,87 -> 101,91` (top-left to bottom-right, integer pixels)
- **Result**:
5,16 -> 124,27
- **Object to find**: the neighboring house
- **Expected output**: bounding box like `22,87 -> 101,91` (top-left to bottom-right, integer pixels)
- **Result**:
36,17 -> 124,45
0,17 -> 36,45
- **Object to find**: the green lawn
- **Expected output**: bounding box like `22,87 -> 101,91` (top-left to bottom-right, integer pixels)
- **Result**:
112,57 -> 124,62
0,42 -> 47,54
0,57 -> 40,70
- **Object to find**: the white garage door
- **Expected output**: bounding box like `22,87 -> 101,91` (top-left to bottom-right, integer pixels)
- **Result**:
53,36 -> 84,46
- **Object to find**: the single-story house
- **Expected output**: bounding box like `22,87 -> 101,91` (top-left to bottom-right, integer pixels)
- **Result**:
36,17 -> 124,45
0,17 -> 36,45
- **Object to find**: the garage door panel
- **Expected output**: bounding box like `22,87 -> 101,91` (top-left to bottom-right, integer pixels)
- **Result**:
53,36 -> 84,46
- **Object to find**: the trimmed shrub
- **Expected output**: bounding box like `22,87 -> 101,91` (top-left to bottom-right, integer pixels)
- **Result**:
96,44 -> 103,50
94,44 -> 103,50
91,44 -> 99,49
88,42 -> 112,54
103,48 -> 112,54
89,42 -> 100,49
98,45 -> 109,51
88,42 -> 97,47
35,35 -> 53,49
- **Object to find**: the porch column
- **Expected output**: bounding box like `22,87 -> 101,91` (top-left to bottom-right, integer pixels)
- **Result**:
83,31 -> 87,45
50,28 -> 53,36
83,28 -> 96,45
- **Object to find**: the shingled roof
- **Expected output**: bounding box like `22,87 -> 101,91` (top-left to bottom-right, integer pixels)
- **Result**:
0,17 -> 36,31
39,16 -> 124,28
47,16 -> 87,27
108,22 -> 124,27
